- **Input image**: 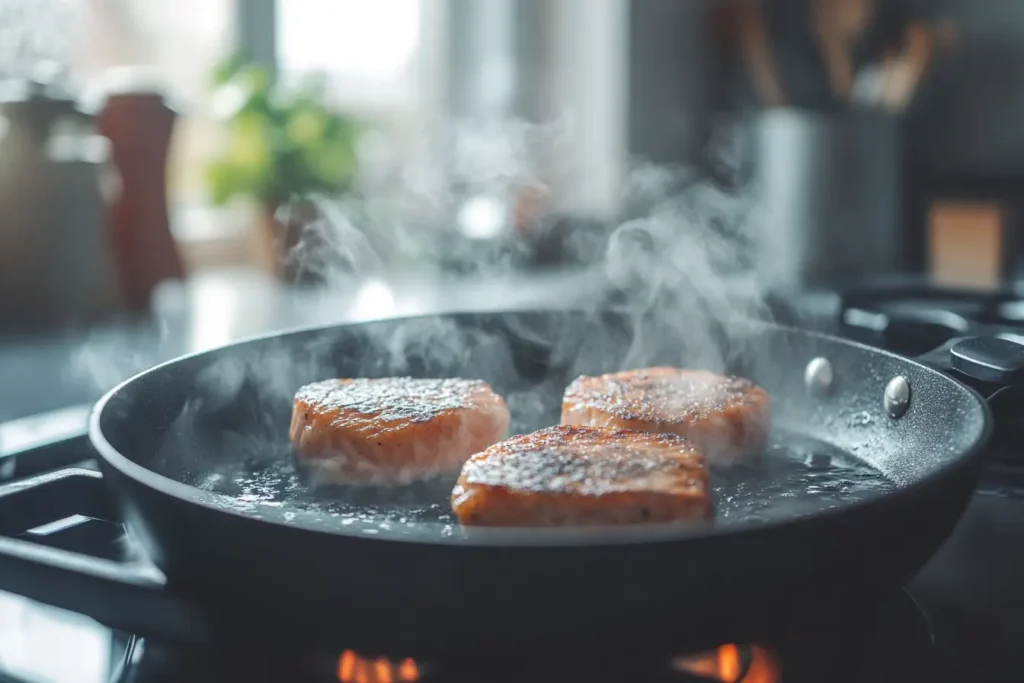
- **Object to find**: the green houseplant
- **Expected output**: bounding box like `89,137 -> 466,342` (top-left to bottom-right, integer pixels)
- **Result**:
205,55 -> 360,279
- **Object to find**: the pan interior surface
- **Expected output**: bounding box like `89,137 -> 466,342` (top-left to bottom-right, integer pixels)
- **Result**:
187,430 -> 893,534
95,310 -> 988,543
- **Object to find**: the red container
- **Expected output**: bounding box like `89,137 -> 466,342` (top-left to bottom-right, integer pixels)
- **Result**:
96,69 -> 185,312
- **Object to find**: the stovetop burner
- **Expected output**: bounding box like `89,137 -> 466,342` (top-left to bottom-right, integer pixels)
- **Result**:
839,284 -> 1024,356
110,586 -> 934,683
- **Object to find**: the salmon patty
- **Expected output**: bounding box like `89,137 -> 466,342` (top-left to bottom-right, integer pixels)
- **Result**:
451,424 -> 711,527
560,367 -> 770,460
290,377 -> 510,485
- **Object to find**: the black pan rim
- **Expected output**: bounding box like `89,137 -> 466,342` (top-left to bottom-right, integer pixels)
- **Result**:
88,310 -> 994,548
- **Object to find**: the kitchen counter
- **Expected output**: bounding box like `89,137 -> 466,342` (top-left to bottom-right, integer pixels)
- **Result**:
0,267 -> 605,424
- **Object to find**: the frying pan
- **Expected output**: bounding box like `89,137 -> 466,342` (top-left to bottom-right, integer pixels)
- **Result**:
0,309 -> 1019,659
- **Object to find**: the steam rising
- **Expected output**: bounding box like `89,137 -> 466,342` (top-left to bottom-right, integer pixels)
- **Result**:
271,115 -> 769,376
82,116 -> 775,494
605,161 -> 767,372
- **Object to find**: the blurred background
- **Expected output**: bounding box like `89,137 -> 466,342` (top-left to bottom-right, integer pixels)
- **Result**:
1,0 -> 1023,425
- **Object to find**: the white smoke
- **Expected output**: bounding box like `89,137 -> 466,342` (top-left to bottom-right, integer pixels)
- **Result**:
604,160 -> 768,372
78,114 -> 774,491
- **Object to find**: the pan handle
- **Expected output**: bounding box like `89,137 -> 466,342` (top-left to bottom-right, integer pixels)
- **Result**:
915,336 -> 1024,397
917,336 -> 1024,464
0,468 -> 211,642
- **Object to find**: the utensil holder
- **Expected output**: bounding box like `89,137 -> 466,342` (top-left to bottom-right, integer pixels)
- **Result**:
753,108 -> 904,291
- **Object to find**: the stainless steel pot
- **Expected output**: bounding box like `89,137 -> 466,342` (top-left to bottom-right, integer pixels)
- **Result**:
753,107 -> 904,291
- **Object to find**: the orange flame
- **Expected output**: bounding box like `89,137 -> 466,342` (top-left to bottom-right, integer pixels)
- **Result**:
673,644 -> 780,683
337,651 -> 420,683
397,659 -> 419,681
336,644 -> 776,683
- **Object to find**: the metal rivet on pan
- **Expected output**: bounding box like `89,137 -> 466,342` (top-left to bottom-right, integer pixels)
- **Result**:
804,357 -> 834,397
884,376 -> 911,419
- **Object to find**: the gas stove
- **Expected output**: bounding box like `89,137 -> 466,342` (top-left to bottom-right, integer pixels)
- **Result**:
1,284 -> 1024,683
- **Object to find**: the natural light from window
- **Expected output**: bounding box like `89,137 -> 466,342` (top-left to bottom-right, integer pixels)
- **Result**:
278,0 -> 420,84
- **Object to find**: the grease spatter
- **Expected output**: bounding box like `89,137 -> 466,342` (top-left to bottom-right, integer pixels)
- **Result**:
848,411 -> 874,427
711,438 -> 892,522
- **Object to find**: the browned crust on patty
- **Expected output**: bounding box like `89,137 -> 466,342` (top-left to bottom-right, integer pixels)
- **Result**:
451,424 -> 711,527
560,367 -> 770,460
291,377 -> 510,485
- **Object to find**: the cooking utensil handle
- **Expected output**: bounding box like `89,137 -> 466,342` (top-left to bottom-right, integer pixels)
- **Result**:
736,0 -> 787,106
916,336 -> 1024,465
0,468 -> 210,641
916,336 -> 1024,393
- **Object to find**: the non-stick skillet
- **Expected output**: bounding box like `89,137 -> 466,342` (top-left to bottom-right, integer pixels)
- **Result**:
0,310 -> 1020,658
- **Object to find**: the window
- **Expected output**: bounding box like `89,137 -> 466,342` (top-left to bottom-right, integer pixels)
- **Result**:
277,0 -> 424,115
76,0 -> 235,207
6,1 -> 440,268
76,0 -> 431,209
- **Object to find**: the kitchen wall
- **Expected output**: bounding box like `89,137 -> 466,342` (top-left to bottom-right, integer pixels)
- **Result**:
911,0 -> 1024,176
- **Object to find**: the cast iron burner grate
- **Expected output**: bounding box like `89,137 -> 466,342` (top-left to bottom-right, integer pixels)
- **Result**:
839,284 -> 1024,357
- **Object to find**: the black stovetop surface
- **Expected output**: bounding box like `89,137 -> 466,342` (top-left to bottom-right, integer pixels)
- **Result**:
3,283 -> 1024,683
